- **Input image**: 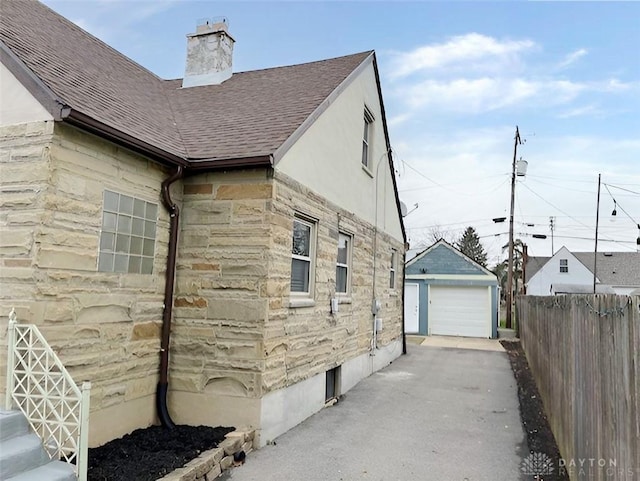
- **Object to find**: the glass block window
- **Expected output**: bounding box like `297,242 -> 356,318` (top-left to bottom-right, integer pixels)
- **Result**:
98,190 -> 158,274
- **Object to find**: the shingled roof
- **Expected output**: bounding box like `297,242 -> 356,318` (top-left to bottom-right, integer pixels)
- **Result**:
525,251 -> 640,286
0,0 -> 374,167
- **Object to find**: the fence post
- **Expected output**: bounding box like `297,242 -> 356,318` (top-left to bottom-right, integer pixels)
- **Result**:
5,308 -> 17,410
77,381 -> 91,481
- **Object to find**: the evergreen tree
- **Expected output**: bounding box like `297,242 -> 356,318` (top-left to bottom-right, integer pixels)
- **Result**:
455,226 -> 488,267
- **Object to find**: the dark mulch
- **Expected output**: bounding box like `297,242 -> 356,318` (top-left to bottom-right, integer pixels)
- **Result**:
87,424 -> 235,481
501,340 -> 569,481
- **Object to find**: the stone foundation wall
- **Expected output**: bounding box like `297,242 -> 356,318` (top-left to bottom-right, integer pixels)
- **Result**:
0,122 -> 173,445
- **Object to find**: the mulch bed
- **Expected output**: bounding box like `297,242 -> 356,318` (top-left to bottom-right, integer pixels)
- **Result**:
501,340 -> 569,481
87,424 -> 234,481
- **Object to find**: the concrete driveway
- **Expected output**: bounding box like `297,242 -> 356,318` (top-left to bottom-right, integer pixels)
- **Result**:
223,340 -> 527,481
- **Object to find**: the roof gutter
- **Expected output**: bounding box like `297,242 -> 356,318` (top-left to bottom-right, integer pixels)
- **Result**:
185,154 -> 273,172
64,110 -> 188,169
157,165 -> 184,429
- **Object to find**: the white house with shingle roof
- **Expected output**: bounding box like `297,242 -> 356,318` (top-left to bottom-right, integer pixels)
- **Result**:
0,1 -> 406,448
526,246 -> 640,295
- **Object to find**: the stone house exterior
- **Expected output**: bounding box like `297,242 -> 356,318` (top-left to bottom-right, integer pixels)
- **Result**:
0,1 -> 406,447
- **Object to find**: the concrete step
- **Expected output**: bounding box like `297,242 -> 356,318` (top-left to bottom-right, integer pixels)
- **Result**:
0,410 -> 29,441
0,432 -> 50,479
5,460 -> 76,481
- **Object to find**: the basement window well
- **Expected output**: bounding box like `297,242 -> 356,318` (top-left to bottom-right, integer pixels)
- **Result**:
325,366 -> 341,402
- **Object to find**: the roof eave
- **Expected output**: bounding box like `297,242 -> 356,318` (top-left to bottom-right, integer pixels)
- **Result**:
0,40 -> 68,120
186,155 -> 273,172
65,110 -> 188,169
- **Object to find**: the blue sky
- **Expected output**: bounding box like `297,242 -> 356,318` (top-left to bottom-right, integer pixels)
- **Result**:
42,0 -> 640,265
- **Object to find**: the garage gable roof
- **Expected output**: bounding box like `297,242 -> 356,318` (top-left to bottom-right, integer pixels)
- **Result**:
406,240 -> 496,278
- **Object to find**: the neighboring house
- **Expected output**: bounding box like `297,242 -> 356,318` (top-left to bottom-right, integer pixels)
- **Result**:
0,2 -> 406,448
526,246 -> 640,295
404,240 -> 498,338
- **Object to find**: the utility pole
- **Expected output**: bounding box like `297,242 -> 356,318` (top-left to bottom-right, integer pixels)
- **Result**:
593,174 -> 601,294
506,126 -> 522,330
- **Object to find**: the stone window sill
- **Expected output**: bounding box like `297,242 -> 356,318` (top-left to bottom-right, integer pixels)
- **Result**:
289,298 -> 316,309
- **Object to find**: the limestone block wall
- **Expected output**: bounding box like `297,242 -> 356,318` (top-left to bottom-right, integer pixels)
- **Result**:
0,121 -> 54,400
169,170 -> 272,428
169,168 -> 404,432
0,122 -> 173,446
264,171 -> 404,394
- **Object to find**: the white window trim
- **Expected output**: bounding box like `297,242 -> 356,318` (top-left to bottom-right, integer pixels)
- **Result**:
336,232 -> 352,296
560,258 -> 568,273
362,107 -> 375,175
290,214 -> 317,305
390,249 -> 398,289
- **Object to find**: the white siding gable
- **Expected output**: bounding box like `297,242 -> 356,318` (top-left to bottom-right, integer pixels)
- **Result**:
0,62 -> 53,126
527,246 -> 596,295
274,60 -> 403,243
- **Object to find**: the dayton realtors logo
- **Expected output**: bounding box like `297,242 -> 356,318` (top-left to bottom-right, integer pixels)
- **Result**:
521,451 -> 636,479
521,451 -> 555,478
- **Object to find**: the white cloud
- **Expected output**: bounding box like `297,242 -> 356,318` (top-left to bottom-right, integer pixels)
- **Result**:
556,48 -> 588,70
390,33 -> 536,78
399,77 -> 589,114
557,104 -> 600,119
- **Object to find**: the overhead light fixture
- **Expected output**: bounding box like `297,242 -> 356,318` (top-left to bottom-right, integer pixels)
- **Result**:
610,200 -> 617,222
493,217 -> 506,223
532,234 -> 547,239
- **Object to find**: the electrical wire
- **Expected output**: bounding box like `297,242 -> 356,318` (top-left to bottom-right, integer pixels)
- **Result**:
604,184 -> 639,226
518,182 -> 628,246
603,183 -> 640,196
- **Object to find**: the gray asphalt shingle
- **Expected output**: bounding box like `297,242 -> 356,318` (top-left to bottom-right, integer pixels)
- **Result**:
1,0 -> 372,164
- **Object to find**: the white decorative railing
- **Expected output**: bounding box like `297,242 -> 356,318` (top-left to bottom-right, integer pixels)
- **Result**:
5,308 -> 90,481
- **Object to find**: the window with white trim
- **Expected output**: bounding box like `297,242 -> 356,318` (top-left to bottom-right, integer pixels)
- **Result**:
99,190 -> 158,274
291,216 -> 316,295
336,232 -> 352,294
559,258 -> 568,273
390,249 -> 398,288
362,108 -> 374,169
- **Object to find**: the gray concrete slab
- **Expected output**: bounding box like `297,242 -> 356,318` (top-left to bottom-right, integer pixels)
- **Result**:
223,344 -> 527,481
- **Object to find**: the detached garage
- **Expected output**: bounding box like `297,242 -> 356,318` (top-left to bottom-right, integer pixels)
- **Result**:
404,240 -> 499,338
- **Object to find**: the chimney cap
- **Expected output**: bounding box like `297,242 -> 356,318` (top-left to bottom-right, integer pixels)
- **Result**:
193,16 -> 229,35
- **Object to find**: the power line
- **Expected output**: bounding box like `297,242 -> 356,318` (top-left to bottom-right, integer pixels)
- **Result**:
604,184 -> 639,226
519,182 -> 594,231
603,183 -> 640,196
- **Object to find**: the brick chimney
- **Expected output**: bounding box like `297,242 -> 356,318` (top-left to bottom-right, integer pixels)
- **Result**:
182,17 -> 235,88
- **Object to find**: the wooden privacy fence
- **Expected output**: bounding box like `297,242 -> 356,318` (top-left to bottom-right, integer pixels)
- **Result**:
518,294 -> 639,481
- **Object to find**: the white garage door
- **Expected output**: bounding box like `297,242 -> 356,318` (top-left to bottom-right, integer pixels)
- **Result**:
429,285 -> 490,338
